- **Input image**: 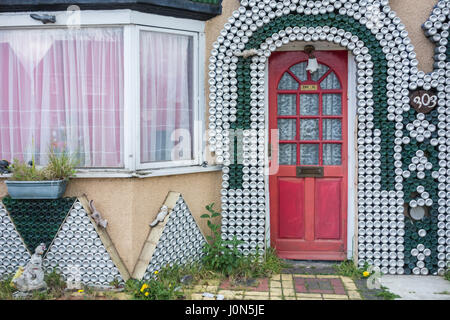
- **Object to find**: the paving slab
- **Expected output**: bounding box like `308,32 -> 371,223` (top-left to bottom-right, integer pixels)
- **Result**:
380,275 -> 450,300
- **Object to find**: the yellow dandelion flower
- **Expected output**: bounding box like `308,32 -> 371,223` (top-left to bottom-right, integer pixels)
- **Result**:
140,283 -> 149,292
363,271 -> 370,277
78,289 -> 84,293
145,292 -> 149,296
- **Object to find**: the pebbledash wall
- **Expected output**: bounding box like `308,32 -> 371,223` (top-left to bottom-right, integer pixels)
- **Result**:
0,0 -> 449,277
206,0 -> 449,276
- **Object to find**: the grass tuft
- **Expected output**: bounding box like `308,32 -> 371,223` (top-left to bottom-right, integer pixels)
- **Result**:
444,270 -> 450,282
375,286 -> 400,300
333,260 -> 366,279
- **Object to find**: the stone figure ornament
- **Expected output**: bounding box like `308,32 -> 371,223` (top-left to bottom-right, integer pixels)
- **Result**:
234,48 -> 258,58
89,200 -> 108,228
305,45 -> 319,74
29,13 -> 56,24
0,159 -> 10,174
12,243 -> 47,292
149,205 -> 169,227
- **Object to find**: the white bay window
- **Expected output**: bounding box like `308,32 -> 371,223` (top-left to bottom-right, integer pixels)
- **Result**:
0,10 -> 206,175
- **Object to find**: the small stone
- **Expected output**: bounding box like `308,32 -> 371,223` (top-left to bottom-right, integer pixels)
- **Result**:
203,292 -> 215,298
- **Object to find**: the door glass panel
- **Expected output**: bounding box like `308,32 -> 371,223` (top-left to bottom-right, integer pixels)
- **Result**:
278,119 -> 296,140
289,62 -> 308,82
279,144 -> 297,165
323,94 -> 342,115
310,64 -> 329,81
300,119 -> 319,140
320,71 -> 341,89
323,119 -> 342,140
277,94 -> 296,115
278,72 -> 299,90
323,144 -> 342,165
300,144 -> 319,165
300,94 -> 319,115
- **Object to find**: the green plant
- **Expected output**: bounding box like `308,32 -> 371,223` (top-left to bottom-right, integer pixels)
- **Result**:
201,203 -> 245,276
42,147 -> 78,180
9,159 -> 46,181
44,269 -> 67,298
444,270 -> 450,282
333,260 -> 368,279
376,286 -> 400,300
109,278 -> 122,289
231,247 -> 287,280
8,147 -> 78,181
125,269 -> 184,300
434,291 -> 450,295
0,276 -> 15,300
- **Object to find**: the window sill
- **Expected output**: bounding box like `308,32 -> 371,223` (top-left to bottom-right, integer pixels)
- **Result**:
0,165 -> 222,180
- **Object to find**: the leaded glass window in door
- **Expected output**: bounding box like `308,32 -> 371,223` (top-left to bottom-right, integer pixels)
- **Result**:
276,61 -> 343,166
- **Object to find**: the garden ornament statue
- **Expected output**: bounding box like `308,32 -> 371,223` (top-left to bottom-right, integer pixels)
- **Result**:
89,200 -> 108,228
235,48 -> 258,58
0,160 -> 10,174
305,45 -> 319,74
149,205 -> 169,227
12,243 -> 47,292
30,13 -> 56,24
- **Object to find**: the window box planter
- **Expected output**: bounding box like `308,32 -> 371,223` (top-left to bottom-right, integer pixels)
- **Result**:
5,180 -> 68,200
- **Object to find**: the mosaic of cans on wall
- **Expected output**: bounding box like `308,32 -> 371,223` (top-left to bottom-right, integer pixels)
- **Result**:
208,0 -> 450,275
0,197 -> 129,286
133,195 -> 207,281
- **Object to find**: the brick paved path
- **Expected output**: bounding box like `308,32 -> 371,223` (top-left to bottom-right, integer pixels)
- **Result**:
187,274 -> 362,300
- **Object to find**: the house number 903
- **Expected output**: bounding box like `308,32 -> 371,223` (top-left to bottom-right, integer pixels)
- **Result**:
410,90 -> 437,114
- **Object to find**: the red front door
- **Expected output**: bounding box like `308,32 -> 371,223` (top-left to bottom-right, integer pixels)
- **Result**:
269,50 -> 348,260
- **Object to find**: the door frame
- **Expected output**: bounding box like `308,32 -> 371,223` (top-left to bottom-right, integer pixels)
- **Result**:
264,44 -> 358,260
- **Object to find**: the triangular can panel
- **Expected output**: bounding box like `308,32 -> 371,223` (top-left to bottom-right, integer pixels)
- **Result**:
0,201 -> 30,278
133,193 -> 207,281
43,199 -> 126,287
2,197 -> 75,253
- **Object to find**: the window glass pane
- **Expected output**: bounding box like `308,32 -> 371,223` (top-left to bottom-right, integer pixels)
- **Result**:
310,64 -> 329,81
300,144 -> 319,165
278,72 -> 298,90
320,71 -> 341,89
323,144 -> 342,165
0,28 -> 124,167
277,94 -> 296,115
300,119 -> 319,140
300,94 -> 319,115
140,31 -> 194,163
323,94 -> 342,115
279,144 -> 296,165
289,62 -> 308,82
278,119 -> 296,140
323,119 -> 342,140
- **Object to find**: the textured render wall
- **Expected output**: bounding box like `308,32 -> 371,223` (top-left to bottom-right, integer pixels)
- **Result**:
0,172 -> 221,273
131,172 -> 222,271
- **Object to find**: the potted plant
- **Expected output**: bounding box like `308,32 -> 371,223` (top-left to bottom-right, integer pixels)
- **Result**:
4,148 -> 78,199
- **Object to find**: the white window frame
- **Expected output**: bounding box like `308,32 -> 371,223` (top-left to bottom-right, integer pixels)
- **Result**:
133,25 -> 202,170
0,9 -> 210,177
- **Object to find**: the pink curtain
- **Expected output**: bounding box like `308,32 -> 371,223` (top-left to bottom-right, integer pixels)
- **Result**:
0,28 -> 124,167
140,31 -> 193,163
